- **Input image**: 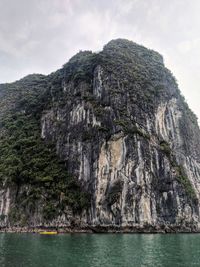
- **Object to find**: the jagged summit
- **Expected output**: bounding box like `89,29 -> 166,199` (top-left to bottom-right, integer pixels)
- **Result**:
0,39 -> 200,232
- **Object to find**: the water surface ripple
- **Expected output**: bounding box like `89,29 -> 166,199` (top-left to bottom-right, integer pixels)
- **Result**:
0,233 -> 199,267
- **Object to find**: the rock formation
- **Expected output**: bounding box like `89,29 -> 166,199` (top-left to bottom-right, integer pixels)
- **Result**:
0,39 -> 200,232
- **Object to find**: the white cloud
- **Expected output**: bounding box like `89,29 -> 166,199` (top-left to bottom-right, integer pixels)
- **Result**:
0,0 -> 199,121
177,38 -> 200,54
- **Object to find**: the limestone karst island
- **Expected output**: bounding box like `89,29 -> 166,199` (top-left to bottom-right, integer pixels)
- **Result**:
0,39 -> 200,233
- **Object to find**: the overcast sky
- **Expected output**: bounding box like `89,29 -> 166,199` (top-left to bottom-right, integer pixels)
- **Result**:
0,0 -> 200,120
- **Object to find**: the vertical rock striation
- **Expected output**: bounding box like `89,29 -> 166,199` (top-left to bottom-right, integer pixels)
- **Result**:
0,39 -> 200,231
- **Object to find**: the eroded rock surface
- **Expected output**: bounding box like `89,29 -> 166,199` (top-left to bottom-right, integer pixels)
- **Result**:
0,39 -> 200,231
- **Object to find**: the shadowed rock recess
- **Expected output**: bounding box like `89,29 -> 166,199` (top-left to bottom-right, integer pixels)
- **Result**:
0,39 -> 200,232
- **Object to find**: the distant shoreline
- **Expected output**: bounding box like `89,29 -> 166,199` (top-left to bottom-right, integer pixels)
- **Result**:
0,225 -> 199,234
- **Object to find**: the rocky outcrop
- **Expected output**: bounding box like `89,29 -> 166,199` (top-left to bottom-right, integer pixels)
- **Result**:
0,39 -> 200,232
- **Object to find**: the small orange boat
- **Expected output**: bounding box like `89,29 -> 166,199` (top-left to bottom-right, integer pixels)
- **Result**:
39,231 -> 58,235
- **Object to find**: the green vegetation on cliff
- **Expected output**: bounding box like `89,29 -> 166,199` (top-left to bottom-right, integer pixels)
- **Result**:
0,75 -> 90,224
0,39 -> 199,228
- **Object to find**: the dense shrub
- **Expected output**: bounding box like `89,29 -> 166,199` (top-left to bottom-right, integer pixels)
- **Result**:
0,75 -> 91,222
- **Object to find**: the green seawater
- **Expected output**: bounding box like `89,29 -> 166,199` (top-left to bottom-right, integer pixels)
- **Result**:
0,233 -> 200,267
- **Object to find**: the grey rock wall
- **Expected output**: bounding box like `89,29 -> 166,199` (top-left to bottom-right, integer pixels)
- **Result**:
0,39 -> 200,231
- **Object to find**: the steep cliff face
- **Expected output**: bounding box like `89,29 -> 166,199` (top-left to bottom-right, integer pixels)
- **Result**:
0,39 -> 200,231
